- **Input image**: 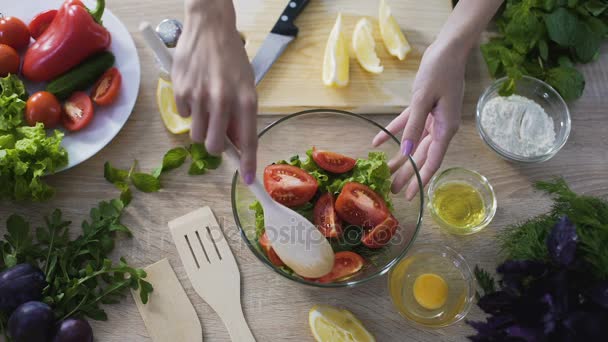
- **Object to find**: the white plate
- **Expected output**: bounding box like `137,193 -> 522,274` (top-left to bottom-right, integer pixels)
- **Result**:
1,0 -> 140,170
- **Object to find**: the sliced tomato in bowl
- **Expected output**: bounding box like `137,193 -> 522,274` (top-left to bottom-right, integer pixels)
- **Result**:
362,215 -> 399,249
313,192 -> 342,238
91,67 -> 122,106
258,232 -> 284,267
62,92 -> 94,132
335,182 -> 389,228
311,147 -> 356,174
312,251 -> 364,283
28,10 -> 57,40
263,164 -> 318,207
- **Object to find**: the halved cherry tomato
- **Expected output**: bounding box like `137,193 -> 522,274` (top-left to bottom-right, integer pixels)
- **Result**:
335,182 -> 389,228
62,92 -> 94,132
362,215 -> 399,249
312,147 -> 356,174
259,232 -> 284,267
0,16 -> 30,50
25,91 -> 62,128
28,10 -> 57,40
313,192 -> 343,238
91,67 -> 122,106
0,44 -> 19,77
313,251 -> 364,283
263,164 -> 318,207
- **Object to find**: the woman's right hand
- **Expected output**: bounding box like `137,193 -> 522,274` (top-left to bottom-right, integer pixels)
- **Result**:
172,0 -> 258,184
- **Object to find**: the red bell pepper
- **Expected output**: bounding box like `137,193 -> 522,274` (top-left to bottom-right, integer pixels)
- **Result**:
22,0 -> 111,82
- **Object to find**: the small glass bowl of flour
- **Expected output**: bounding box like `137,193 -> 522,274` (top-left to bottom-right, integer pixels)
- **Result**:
476,76 -> 571,163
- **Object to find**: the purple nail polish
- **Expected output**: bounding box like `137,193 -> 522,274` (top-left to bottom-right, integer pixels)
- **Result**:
402,140 -> 414,156
244,172 -> 255,185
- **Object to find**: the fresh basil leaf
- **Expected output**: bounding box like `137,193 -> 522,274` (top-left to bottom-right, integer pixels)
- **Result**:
160,147 -> 188,173
151,167 -> 162,179
583,0 -> 608,16
188,159 -> 206,175
538,39 -> 549,60
558,55 -> 574,67
189,143 -> 208,161
204,155 -> 222,170
504,3 -> 543,53
130,173 -> 161,193
574,21 -> 602,63
113,181 -> 132,206
104,162 -> 128,183
545,7 -> 580,46
567,0 -> 578,8
532,0 -> 557,11
545,66 -> 585,101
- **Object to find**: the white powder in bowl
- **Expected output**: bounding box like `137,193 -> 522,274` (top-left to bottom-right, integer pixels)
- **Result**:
480,95 -> 556,157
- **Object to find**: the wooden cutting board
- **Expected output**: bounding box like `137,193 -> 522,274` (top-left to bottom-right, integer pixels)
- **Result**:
234,0 -> 452,114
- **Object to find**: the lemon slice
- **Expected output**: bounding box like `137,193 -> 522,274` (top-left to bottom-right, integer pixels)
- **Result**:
352,18 -> 383,74
322,13 -> 349,87
156,77 -> 192,134
309,305 -> 376,342
379,0 -> 411,60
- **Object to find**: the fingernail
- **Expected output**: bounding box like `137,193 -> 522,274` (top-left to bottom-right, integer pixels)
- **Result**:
402,140 -> 414,156
244,172 -> 255,185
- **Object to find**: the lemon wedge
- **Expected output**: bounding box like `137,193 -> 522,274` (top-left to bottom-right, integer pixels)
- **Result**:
156,77 -> 192,134
379,0 -> 411,60
352,18 -> 383,74
322,13 -> 349,87
309,305 -> 375,342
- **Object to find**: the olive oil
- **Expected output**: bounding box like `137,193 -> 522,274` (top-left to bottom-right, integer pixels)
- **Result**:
431,182 -> 485,230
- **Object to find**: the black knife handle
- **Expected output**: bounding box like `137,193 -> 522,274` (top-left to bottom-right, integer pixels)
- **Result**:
270,0 -> 310,37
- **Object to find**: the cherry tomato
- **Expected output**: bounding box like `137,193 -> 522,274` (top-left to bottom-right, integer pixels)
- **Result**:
0,16 -> 30,50
0,44 -> 19,77
25,91 -> 62,128
335,182 -> 389,228
313,251 -> 364,283
313,192 -> 343,238
62,92 -> 94,132
263,164 -> 318,207
312,147 -> 356,174
91,67 -> 122,106
258,232 -> 284,267
28,10 -> 57,40
361,215 -> 399,248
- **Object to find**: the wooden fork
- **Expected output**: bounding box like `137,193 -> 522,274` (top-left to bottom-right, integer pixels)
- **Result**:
169,207 -> 256,342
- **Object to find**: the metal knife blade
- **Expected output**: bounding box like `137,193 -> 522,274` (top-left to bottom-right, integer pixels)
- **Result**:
251,0 -> 310,85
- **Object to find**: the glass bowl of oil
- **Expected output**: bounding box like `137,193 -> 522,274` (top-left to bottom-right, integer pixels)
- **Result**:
388,245 -> 475,328
427,167 -> 497,235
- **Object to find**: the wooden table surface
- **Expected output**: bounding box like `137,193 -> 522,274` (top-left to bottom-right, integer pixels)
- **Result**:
2,1 -> 608,341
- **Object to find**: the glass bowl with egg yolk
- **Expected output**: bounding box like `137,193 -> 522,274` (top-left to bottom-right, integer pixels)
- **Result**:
388,245 -> 475,328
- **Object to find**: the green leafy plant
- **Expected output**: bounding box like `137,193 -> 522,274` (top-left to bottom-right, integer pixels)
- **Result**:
0,199 -> 153,333
482,0 -> 608,101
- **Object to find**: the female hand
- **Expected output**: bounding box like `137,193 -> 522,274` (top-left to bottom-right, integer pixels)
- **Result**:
172,0 -> 258,184
372,41 -> 467,200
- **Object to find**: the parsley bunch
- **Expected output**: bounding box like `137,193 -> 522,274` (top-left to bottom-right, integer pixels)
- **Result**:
0,199 -> 153,333
482,0 -> 608,101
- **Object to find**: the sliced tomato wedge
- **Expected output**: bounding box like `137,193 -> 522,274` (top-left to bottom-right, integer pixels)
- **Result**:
312,251 -> 364,283
259,232 -> 284,267
312,147 -> 356,174
91,67 -> 122,106
362,215 -> 399,249
263,164 -> 318,207
62,92 -> 94,132
28,10 -> 57,40
313,192 -> 343,238
335,182 -> 389,228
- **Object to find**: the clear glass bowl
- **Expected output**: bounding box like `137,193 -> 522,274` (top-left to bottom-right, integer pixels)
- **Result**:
427,167 -> 497,235
388,245 -> 475,328
476,76 -> 571,163
231,109 -> 424,288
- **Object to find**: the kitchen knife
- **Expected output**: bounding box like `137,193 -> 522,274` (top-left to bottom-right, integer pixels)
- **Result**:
251,0 -> 310,85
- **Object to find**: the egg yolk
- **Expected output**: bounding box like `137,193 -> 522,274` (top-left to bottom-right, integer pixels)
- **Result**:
413,273 -> 448,310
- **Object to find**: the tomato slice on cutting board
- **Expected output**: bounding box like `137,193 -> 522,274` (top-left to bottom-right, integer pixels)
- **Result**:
362,215 -> 399,249
91,67 -> 122,106
259,232 -> 284,267
312,251 -> 364,283
62,92 -> 94,132
28,10 -> 57,40
312,147 -> 356,174
335,182 -> 389,228
313,192 -> 343,238
263,164 -> 318,207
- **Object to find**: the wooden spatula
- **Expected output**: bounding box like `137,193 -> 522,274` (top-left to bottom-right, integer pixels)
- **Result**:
169,207 -> 256,342
131,258 -> 202,342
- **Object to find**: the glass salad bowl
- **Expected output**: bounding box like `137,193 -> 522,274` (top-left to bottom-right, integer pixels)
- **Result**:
231,109 -> 424,288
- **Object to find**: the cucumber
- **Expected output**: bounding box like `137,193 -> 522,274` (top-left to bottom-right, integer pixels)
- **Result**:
46,52 -> 115,100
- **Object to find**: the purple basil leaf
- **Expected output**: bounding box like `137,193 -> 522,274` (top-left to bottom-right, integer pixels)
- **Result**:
541,294 -> 557,334
477,291 -> 513,315
563,311 -> 608,340
587,280 -> 608,309
497,260 -> 547,294
547,216 -> 577,267
506,325 -> 544,342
